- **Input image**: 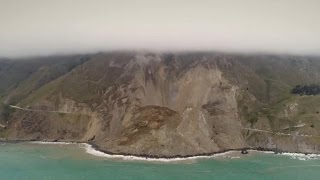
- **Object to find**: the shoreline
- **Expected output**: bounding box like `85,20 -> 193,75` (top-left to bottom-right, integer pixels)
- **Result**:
1,139 -> 320,162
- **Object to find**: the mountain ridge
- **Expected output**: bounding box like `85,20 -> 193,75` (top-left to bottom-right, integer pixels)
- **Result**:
1,52 -> 320,156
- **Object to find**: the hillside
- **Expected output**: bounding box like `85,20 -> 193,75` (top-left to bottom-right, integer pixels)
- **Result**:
1,52 -> 320,156
0,55 -> 89,124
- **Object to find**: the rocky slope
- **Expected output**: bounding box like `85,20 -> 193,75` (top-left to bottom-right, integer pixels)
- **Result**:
1,52 -> 320,156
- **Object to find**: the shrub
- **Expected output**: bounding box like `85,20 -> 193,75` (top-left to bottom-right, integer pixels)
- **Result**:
1,104 -> 14,122
291,84 -> 320,96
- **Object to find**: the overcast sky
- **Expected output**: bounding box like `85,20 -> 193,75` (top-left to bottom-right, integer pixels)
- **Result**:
1,0 -> 320,57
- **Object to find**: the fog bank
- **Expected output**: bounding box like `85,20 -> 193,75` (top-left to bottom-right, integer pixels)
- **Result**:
1,0 -> 320,57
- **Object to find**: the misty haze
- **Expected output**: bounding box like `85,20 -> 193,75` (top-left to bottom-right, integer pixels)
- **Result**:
1,0 -> 320,180
1,0 -> 320,57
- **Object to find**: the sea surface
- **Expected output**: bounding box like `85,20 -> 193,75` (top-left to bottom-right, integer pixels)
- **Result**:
0,142 -> 320,180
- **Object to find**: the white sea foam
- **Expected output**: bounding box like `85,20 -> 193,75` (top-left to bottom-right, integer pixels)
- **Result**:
41,142 -> 308,162
31,141 -> 75,145
29,141 -> 320,162
252,150 -> 320,160
249,150 -> 275,154
81,143 -> 238,162
231,156 -> 240,159
279,152 -> 320,161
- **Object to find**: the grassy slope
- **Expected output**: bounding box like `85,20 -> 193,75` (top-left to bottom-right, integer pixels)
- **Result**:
2,52 -> 320,150
0,55 -> 90,125
229,55 -> 320,148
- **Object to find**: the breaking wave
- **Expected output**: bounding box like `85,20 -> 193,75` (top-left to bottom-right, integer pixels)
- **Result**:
81,143 -> 236,162
30,141 -> 320,162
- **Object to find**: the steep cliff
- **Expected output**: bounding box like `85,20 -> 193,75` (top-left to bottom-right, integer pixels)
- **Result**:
1,52 -> 320,156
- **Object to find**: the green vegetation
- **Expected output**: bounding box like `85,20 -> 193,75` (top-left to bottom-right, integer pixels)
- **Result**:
19,76 -> 63,106
1,52 -> 320,154
0,55 -> 90,104
0,103 -> 14,123
292,84 -> 320,96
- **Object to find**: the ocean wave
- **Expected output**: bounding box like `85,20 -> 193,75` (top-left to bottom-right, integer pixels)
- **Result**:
279,152 -> 320,161
248,150 -> 320,160
31,141 -> 76,145
81,143 -> 237,162
29,141 -> 320,162
249,150 -> 275,154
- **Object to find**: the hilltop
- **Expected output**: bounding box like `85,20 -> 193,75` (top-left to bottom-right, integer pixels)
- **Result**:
1,52 -> 320,156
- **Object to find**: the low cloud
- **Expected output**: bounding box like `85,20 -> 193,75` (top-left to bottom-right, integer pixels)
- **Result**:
1,0 -> 320,57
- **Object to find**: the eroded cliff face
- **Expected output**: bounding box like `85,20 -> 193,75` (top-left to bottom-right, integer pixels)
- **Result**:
2,52 -> 320,156
96,55 -> 246,156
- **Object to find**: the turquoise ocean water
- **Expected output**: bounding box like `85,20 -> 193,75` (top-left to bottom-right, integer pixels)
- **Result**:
0,143 -> 320,180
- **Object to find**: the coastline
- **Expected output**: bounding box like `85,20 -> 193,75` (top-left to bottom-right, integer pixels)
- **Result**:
1,139 -> 320,162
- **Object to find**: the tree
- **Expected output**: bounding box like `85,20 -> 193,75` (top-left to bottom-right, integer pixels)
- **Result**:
291,84 -> 320,96
1,104 -> 14,122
